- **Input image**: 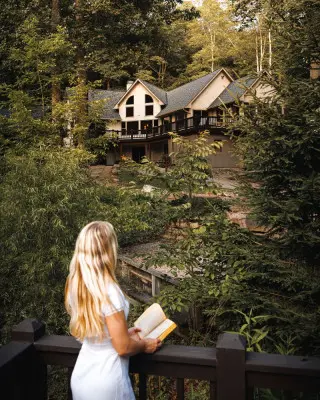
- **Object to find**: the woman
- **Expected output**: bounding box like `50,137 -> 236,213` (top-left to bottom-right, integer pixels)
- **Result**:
65,221 -> 161,400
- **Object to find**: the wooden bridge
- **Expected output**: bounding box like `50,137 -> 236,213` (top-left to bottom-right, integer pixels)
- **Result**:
1,319 -> 320,399
118,255 -> 179,303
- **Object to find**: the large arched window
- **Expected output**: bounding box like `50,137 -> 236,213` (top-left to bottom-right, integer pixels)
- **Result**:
126,95 -> 134,117
145,94 -> 153,104
126,96 -> 134,105
145,94 -> 154,116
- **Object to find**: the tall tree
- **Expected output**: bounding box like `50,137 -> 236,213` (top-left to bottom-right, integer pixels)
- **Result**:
51,0 -> 61,109
179,0 -> 257,82
233,0 -> 320,262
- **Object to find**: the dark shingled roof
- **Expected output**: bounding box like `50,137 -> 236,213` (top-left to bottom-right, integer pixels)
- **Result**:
156,69 -> 221,117
140,80 -> 168,104
208,76 -> 256,109
88,90 -> 125,120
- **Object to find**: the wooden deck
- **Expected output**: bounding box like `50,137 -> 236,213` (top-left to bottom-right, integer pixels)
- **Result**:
107,116 -> 234,142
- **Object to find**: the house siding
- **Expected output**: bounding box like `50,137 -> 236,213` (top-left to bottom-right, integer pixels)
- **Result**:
117,82 -> 162,125
191,72 -> 232,110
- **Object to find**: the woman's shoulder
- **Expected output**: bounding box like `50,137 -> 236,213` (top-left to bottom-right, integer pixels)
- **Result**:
102,281 -> 126,316
106,280 -> 124,299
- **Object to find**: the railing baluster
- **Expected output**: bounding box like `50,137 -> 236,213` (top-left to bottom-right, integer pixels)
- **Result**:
68,367 -> 73,400
210,381 -> 216,400
139,373 -> 147,400
176,378 -> 184,400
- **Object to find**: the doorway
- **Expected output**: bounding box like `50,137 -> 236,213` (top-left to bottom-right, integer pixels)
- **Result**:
127,121 -> 139,134
132,146 -> 146,163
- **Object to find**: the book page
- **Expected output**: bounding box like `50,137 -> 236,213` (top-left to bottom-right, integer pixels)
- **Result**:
145,319 -> 177,341
134,303 -> 166,338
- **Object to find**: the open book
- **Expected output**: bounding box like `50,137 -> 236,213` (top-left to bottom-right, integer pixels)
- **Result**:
134,303 -> 177,341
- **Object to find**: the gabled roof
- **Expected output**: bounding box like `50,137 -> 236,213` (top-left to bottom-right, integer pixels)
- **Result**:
88,90 -> 125,120
140,80 -> 167,104
156,69 -> 223,117
208,76 -> 257,109
114,79 -> 167,108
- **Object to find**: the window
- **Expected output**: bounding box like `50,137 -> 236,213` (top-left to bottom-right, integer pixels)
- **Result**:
126,96 -> 134,117
126,107 -> 134,117
126,96 -> 134,105
153,120 -> 158,127
145,105 -> 154,116
145,94 -> 153,103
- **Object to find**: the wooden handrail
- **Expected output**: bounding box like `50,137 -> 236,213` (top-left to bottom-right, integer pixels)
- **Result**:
106,115 -> 233,142
2,319 -> 320,399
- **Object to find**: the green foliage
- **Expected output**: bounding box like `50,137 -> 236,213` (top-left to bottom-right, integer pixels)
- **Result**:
120,131 -> 223,204
227,309 -> 270,352
151,208 -> 320,354
0,145 -> 176,342
0,146 -> 102,339
231,0 -> 320,263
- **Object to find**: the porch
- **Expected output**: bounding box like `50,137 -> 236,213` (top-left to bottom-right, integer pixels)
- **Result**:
108,116 -> 234,142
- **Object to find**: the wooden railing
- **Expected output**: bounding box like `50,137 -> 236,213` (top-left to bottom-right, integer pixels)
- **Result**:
118,255 -> 179,303
1,319 -> 320,399
108,116 -> 234,141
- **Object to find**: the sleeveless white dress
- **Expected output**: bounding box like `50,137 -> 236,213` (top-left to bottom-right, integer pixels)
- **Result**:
71,283 -> 136,400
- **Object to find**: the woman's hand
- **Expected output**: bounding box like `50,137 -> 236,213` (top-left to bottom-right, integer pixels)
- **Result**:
143,338 -> 162,354
128,327 -> 142,341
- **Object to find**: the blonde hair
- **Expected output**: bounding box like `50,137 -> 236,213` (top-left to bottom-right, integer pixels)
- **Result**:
65,221 -> 118,341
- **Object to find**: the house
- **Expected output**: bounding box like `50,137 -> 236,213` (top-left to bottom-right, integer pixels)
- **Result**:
88,69 -> 274,167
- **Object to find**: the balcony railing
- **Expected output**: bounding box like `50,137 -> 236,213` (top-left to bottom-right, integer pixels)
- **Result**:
1,319 -> 320,399
107,116 -> 234,141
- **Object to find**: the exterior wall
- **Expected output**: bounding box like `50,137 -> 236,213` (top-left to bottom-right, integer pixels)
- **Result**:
150,142 -> 166,162
169,134 -> 239,169
191,71 -> 232,110
105,120 -> 121,131
117,82 -> 163,126
120,140 -> 168,163
106,149 -> 120,166
208,138 -> 240,168
242,82 -> 275,103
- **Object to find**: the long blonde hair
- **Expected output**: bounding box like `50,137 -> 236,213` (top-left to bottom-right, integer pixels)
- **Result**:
65,221 -> 118,341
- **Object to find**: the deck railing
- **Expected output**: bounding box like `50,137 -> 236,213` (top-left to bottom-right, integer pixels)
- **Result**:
107,116 -> 234,141
1,319 -> 320,399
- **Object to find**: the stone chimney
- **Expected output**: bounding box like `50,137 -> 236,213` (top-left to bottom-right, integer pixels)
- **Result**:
310,61 -> 320,80
126,80 -> 134,91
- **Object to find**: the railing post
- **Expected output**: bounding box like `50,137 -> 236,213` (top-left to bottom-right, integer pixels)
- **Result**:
151,275 -> 161,297
216,333 -> 246,400
12,319 -> 47,400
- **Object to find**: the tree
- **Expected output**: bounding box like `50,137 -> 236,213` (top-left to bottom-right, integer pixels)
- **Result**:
121,131 -> 223,205
231,0 -> 320,262
179,0 -> 257,81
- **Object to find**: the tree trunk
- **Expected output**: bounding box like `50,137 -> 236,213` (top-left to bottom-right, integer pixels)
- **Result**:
75,0 -> 87,147
51,0 -> 61,112
268,28 -> 272,72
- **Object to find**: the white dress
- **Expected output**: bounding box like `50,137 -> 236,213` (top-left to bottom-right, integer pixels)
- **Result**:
71,283 -> 136,400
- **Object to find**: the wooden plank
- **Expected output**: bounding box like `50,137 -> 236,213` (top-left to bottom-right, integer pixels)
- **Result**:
176,378 -> 184,400
36,338 -> 216,367
247,371 -> 320,393
35,335 -> 81,354
246,352 -> 320,377
68,367 -> 73,400
130,360 -> 216,381
139,373 -> 147,400
216,333 -> 246,400
209,381 -> 216,400
0,342 -> 31,371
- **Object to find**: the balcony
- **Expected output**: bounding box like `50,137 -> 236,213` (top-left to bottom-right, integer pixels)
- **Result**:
107,116 -> 234,142
1,319 -> 320,399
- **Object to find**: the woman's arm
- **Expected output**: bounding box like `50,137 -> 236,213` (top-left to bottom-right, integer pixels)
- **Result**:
105,311 -> 161,357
